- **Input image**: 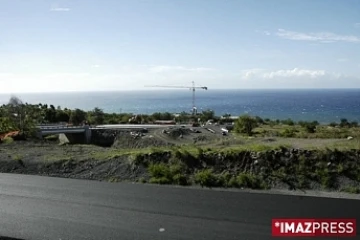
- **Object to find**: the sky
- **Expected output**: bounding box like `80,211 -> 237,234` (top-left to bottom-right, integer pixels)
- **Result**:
1,0 -> 360,93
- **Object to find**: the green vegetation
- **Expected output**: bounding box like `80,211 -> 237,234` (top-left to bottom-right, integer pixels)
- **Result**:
2,137 -> 14,144
228,173 -> 268,189
1,96 -> 359,141
12,154 -> 23,161
69,109 -> 87,125
148,162 -> 189,185
234,115 -> 258,136
194,169 -> 220,187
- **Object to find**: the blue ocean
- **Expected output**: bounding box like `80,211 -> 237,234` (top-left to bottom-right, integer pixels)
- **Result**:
1,89 -> 360,123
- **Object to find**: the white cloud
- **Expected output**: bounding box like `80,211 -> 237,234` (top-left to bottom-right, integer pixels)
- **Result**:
240,68 -> 265,79
263,68 -> 326,79
240,68 -> 337,80
50,4 -> 70,12
237,68 -> 360,88
1,66 -> 358,93
255,30 -> 271,36
50,7 -> 70,12
276,29 -> 360,43
148,65 -> 215,73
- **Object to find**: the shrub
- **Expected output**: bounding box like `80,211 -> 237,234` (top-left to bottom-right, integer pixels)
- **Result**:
316,169 -> 338,189
281,118 -> 295,126
229,173 -> 267,189
298,175 -> 311,189
329,122 -> 338,127
173,174 -> 189,186
339,118 -> 350,128
194,169 -> 218,187
217,172 -> 232,188
305,124 -> 316,133
148,163 -> 172,184
350,121 -> 358,128
2,137 -> 14,144
255,116 -> 264,124
138,177 -> 147,183
234,115 -> 258,136
280,128 -> 297,137
147,162 -> 189,185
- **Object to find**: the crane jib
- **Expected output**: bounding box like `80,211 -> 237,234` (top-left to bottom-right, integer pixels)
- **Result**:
144,81 -> 208,114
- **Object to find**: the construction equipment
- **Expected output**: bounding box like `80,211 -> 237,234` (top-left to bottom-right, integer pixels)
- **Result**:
145,81 -> 208,115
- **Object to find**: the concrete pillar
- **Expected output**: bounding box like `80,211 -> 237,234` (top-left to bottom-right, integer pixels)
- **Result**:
84,126 -> 92,144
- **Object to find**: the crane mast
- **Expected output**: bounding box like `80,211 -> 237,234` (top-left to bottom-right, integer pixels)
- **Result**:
145,81 -> 208,115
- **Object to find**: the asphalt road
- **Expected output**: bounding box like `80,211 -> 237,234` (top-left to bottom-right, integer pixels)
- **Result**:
0,174 -> 359,240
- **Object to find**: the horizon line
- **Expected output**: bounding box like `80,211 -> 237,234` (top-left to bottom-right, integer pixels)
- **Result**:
1,88 -> 360,94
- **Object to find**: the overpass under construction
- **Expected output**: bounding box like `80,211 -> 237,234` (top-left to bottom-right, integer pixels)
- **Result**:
37,124 -> 181,144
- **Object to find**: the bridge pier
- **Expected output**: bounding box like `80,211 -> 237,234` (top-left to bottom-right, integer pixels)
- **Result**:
84,126 -> 92,144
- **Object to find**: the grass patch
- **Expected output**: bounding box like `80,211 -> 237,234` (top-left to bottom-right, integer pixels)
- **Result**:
12,154 -> 23,161
12,154 -> 24,167
108,177 -> 120,183
43,155 -> 74,163
255,123 -> 360,139
215,144 -> 291,153
2,137 -> 14,144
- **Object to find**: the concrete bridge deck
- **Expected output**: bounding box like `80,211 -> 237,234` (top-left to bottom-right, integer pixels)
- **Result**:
36,124 -> 189,144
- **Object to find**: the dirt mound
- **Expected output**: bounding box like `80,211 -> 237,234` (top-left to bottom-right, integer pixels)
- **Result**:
112,133 -> 172,149
167,128 -> 191,139
193,135 -> 209,143
0,156 -> 147,182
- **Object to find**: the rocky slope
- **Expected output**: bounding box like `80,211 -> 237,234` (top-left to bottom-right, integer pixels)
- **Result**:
0,142 -> 359,193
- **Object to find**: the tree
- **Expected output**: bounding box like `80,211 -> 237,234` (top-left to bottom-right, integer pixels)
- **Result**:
339,118 -> 350,128
44,108 -> 57,123
234,115 -> 258,136
69,109 -> 87,125
329,122 -> 338,127
304,123 -> 316,133
151,112 -> 174,121
176,111 -> 191,124
56,110 -> 70,123
350,121 -> 358,128
255,116 -> 264,124
281,118 -> 294,126
89,107 -> 105,125
200,109 -> 215,122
